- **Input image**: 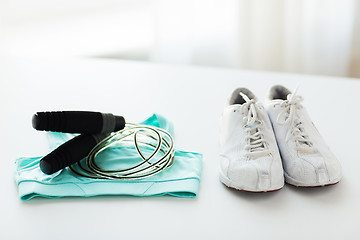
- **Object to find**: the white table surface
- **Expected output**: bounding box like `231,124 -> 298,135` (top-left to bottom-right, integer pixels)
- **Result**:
1,57 -> 359,240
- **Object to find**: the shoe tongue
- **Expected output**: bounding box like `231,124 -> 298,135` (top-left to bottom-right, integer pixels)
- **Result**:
229,88 -> 257,105
270,99 -> 283,105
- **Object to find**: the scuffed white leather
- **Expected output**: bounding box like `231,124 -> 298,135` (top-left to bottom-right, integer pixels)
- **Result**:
219,99 -> 284,192
266,98 -> 342,187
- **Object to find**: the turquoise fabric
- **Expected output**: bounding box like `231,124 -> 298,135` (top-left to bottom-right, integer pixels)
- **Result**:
15,114 -> 202,200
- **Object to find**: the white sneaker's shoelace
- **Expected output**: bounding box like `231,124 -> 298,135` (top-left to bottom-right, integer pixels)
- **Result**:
239,92 -> 272,159
276,89 -> 315,153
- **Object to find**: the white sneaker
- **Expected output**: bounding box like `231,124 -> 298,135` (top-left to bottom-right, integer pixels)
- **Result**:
219,88 -> 284,192
266,85 -> 342,187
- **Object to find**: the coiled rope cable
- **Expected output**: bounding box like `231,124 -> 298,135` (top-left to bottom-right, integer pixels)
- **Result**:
69,123 -> 175,180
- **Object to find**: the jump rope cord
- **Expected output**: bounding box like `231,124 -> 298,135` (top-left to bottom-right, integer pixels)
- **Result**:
69,123 -> 175,180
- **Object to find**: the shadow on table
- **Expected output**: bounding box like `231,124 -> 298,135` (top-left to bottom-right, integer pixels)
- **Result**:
220,178 -> 348,205
220,183 -> 282,200
285,179 -> 348,204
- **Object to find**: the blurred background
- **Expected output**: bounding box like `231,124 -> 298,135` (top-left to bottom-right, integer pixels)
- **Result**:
0,0 -> 359,78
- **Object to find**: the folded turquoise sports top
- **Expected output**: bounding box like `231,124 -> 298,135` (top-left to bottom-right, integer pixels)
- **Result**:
15,114 -> 202,200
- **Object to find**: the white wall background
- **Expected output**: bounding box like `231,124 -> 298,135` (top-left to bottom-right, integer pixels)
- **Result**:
0,0 -> 359,78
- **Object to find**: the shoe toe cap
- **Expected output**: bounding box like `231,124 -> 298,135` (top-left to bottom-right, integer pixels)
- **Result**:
324,157 -> 342,183
227,163 -> 259,190
227,159 -> 282,191
286,155 -> 342,186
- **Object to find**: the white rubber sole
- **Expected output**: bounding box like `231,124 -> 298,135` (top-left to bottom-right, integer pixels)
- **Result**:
284,171 -> 342,187
219,171 -> 284,193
